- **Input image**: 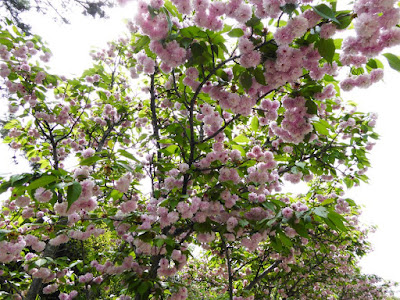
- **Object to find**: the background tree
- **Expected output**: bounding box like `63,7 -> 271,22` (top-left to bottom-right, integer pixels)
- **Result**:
0,0 -> 115,34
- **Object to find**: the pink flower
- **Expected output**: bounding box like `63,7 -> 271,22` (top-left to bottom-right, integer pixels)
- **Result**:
34,188 -> 53,203
82,148 -> 95,158
115,173 -> 133,193
282,207 -> 294,219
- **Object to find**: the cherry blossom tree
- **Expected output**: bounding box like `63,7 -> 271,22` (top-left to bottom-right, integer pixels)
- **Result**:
0,0 -> 400,299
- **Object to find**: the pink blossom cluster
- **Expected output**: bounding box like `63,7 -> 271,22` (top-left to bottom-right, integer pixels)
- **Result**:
171,0 -> 192,14
0,237 -> 27,263
244,207 -> 274,221
15,195 -> 30,207
335,198 -> 350,214
0,63 -> 10,77
314,84 -> 336,101
158,257 -> 178,276
34,187 -> 53,203
193,198 -> 225,224
207,85 -> 256,116
103,103 -> 120,121
30,267 -> 55,282
85,74 -> 101,84
247,146 -> 276,163
66,180 -> 98,213
196,103 -> 224,138
285,227 -> 297,238
43,283 -> 59,294
218,167 -> 241,184
282,207 -> 294,219
220,189 -> 239,209
82,147 -> 95,158
271,96 -> 313,144
69,224 -> 105,241
343,0 -> 400,57
158,206 -> 179,228
247,163 -> 279,187
171,249 -> 187,269
196,231 -> 216,243
119,197 -> 138,214
241,232 -> 267,252
163,169 -> 184,191
258,99 -> 279,125
115,173 -> 133,193
176,200 -> 194,219
319,23 -> 338,39
5,80 -> 26,94
283,172 -> 303,184
0,44 -> 11,60
264,46 -> 311,90
250,0 -> 281,19
169,287 -> 188,300
49,234 -> 70,246
150,40 -> 187,72
78,272 -> 94,283
135,1 -> 169,41
233,296 -> 254,300
291,201 -> 308,212
136,52 -> 156,75
55,105 -> 71,125
183,67 -> 201,90
192,0 -> 251,31
340,69 -> 384,91
225,0 -> 252,24
59,290 -> 78,300
274,16 -> 309,45
225,215 -> 238,232
238,37 -> 261,68
91,256 -> 143,275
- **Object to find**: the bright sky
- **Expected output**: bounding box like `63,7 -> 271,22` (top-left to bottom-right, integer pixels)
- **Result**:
7,1 -> 400,294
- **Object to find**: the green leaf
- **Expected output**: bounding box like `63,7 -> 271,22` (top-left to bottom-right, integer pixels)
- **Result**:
253,68 -> 266,85
280,3 -> 298,15
313,121 -> 330,136
305,99 -> 318,115
118,149 -> 140,163
250,117 -> 259,132
67,182 -> 82,209
239,72 -> 253,90
328,211 -> 348,231
336,13 -> 353,29
313,4 -> 339,24
233,134 -> 251,144
138,281 -> 152,295
165,145 -> 179,154
35,258 -> 47,267
316,38 -> 336,64
0,38 -> 13,49
313,206 -> 329,218
292,223 -> 310,238
80,156 -> 102,166
383,53 -> 400,72
228,28 -> 244,38
245,16 -> 261,27
0,229 -> 11,241
278,232 -> 293,247
134,36 -> 150,53
343,177 -> 354,189
27,176 -> 57,191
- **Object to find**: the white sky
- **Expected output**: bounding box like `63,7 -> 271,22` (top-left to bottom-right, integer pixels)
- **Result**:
5,1 -> 399,294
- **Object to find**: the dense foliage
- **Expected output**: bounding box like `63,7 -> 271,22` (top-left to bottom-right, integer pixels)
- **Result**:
0,0 -> 400,299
